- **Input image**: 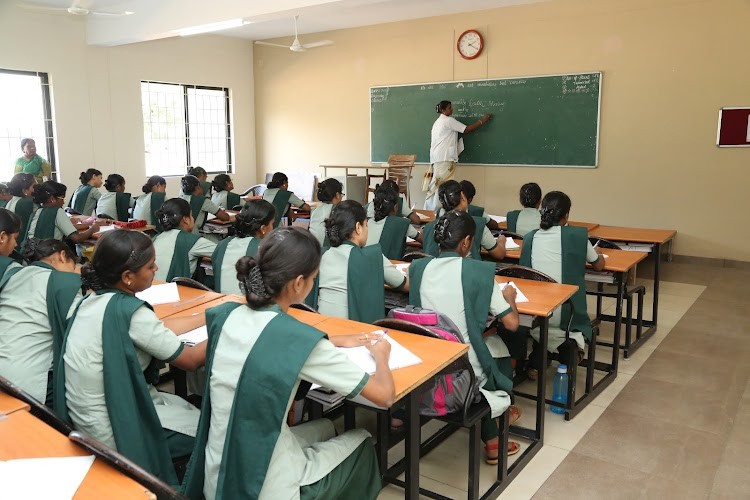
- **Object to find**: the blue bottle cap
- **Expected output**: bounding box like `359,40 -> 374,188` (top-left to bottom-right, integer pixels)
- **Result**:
557,364 -> 567,373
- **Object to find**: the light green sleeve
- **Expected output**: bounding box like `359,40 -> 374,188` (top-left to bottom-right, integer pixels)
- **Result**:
489,282 -> 512,318
189,237 -> 217,259
400,199 -> 413,217
91,189 -> 101,201
289,192 -> 306,207
383,254 -> 407,289
56,210 -> 78,237
480,226 -> 498,250
407,224 -> 419,239
300,340 -> 370,398
586,240 -> 600,262
202,198 -> 221,215
129,306 -> 184,361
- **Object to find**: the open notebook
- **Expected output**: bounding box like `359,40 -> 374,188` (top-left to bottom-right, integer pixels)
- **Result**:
337,330 -> 421,374
0,455 -> 95,500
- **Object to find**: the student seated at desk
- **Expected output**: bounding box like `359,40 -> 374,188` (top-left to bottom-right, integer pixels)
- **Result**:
133,175 -> 167,226
180,175 -> 230,234
521,191 -> 604,380
317,200 -> 408,323
0,238 -> 81,405
28,181 -> 99,244
55,230 -> 205,485
0,208 -> 23,276
459,179 -> 499,231
152,198 -> 216,282
187,166 -> 213,198
5,173 -> 37,246
0,183 -> 11,208
309,178 -> 343,249
211,200 -> 275,295
210,174 -> 244,210
507,182 -> 542,237
68,168 -> 102,216
182,227 -> 392,500
406,210 -> 522,462
365,179 -> 421,224
365,182 -> 422,260
262,172 -> 311,228
423,180 -> 505,260
96,174 -> 134,222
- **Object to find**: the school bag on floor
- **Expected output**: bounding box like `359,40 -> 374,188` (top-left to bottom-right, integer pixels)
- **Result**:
389,306 -> 481,416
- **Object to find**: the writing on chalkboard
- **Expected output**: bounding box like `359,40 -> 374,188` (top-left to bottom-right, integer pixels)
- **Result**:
370,72 -> 601,167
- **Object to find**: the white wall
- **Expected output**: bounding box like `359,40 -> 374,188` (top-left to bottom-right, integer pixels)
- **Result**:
0,3 -> 256,198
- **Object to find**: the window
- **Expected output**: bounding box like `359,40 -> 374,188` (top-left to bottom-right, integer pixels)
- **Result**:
0,69 -> 55,182
140,81 -> 232,177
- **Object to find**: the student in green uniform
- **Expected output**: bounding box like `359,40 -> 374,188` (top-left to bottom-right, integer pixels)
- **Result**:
5,173 -> 37,247
365,182 -> 422,260
459,179 -> 499,231
152,198 -> 216,282
0,209 -> 22,274
187,166 -> 212,198
0,238 -> 81,405
210,174 -> 244,210
211,199 -> 275,295
95,174 -> 134,222
55,230 -> 206,485
423,180 -> 506,260
406,210 -> 522,463
28,181 -> 99,244
309,178 -> 343,249
521,191 -> 604,380
180,175 -> 230,234
69,168 -> 103,216
182,226 -> 394,500
317,200 -> 408,323
506,182 -> 542,237
133,175 -> 167,226
0,183 -> 11,208
365,179 -> 421,224
262,172 -> 311,228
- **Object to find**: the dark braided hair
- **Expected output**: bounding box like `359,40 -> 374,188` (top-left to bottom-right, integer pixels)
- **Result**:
32,180 -> 66,205
539,191 -> 571,230
142,175 -> 166,194
317,178 -> 343,203
0,208 -> 21,235
104,174 -> 125,192
438,180 -> 463,212
8,173 -> 36,197
211,174 -> 232,193
236,227 -> 321,309
235,200 -> 275,238
266,172 -> 288,190
187,166 -> 207,179
372,182 -> 399,222
519,182 -> 542,208
436,100 -> 451,113
181,175 -> 201,195
155,198 -> 191,231
79,168 -> 102,185
458,180 -> 476,203
434,210 -> 476,251
23,238 -> 76,264
325,200 -> 366,247
81,230 -> 154,291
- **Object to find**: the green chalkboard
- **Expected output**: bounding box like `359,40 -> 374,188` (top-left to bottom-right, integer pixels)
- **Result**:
370,72 -> 601,167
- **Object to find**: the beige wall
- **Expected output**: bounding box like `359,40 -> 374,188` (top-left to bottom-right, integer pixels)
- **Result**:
254,0 -> 750,261
0,3 -> 256,199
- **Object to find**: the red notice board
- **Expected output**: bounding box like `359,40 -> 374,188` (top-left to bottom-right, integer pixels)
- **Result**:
717,107 -> 750,147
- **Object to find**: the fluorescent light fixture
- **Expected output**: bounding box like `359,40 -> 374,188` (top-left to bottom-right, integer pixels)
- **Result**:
177,18 -> 251,36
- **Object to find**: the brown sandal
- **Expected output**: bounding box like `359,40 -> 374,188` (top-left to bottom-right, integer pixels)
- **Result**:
509,405 -> 522,425
485,441 -> 521,465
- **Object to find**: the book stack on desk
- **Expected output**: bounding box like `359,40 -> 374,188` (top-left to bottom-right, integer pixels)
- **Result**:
307,387 -> 345,411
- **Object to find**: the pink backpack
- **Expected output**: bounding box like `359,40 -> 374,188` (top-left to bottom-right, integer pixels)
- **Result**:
390,306 -> 480,416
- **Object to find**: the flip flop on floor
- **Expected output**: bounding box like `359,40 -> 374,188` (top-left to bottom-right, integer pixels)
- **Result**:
485,441 -> 521,465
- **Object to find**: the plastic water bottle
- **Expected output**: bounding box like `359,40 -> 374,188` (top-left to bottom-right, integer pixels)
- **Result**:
551,364 -> 568,414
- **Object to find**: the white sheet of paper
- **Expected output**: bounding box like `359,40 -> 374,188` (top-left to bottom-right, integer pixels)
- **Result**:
505,238 -> 521,250
97,225 -> 116,233
177,325 -> 208,345
489,215 -> 507,223
135,282 -> 181,305
602,254 -> 609,259
206,212 -> 216,221
395,263 -> 410,276
405,236 -> 416,243
498,281 -> 529,303
337,330 -> 422,374
417,212 -> 430,220
0,455 -> 95,500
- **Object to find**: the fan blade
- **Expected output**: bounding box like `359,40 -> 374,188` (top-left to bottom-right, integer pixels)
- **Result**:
90,10 -> 134,17
301,40 -> 333,49
254,41 -> 291,49
16,4 -> 70,13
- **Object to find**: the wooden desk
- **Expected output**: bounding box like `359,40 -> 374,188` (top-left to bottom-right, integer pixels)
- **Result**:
497,220 -> 598,232
412,209 -> 435,224
0,410 -> 154,499
152,285 -> 223,320
0,390 -> 30,415
90,225 -> 156,239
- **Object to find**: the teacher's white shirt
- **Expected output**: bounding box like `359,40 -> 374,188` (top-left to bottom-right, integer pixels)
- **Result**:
430,114 -> 467,163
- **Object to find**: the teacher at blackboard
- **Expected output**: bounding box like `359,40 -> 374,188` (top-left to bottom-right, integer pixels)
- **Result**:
423,100 -> 490,210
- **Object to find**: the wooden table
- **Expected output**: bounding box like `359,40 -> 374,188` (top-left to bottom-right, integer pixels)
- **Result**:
497,220 -> 599,232
152,285 -> 223,320
0,390 -> 30,415
412,209 -> 435,224
0,410 -> 154,499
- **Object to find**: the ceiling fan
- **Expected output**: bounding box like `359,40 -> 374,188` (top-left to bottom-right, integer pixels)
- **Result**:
255,15 -> 333,53
19,1 -> 134,16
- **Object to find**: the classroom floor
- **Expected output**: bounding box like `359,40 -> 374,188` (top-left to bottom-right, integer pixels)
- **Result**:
367,259 -> 749,499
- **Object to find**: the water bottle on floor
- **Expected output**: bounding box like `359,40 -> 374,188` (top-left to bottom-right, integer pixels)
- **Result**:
551,364 -> 568,414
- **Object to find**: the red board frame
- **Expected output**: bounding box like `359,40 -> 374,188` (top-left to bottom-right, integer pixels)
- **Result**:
717,107 -> 750,147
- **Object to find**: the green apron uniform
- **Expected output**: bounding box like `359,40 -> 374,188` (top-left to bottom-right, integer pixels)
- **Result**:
365,215 -> 418,260
181,194 -> 222,234
153,229 -> 216,282
211,236 -> 261,294
211,191 -> 241,210
309,202 -> 334,250
5,196 -> 36,248
507,207 -> 541,237
263,188 -> 305,228
96,191 -> 133,222
422,215 -> 496,259
27,207 -> 77,241
69,184 -> 100,216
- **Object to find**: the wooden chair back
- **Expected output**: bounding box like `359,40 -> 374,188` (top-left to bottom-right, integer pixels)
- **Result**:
386,154 -> 416,206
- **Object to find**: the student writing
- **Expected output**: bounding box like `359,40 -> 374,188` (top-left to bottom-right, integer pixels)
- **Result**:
5,173 -> 37,247
507,182 -> 542,237
133,175 -> 167,226
459,179 -> 499,231
365,181 -> 422,260
365,179 -> 421,224
28,180 -> 99,244
96,174 -> 134,222
309,177 -> 343,249
180,174 -> 230,234
182,227 -> 393,500
262,172 -> 311,228
69,168 -> 103,216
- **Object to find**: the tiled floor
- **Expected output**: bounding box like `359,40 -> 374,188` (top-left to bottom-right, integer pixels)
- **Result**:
371,260 -> 750,499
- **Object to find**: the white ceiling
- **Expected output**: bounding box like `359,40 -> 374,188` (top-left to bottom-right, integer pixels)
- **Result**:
17,0 -> 542,46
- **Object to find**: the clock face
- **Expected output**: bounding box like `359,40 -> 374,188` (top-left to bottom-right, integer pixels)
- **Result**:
457,30 -> 483,60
